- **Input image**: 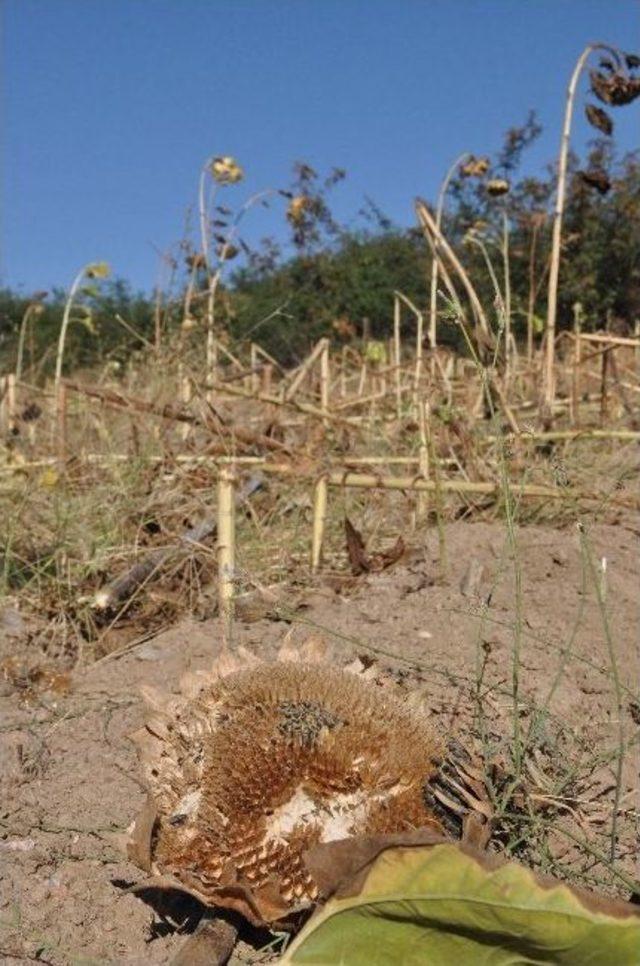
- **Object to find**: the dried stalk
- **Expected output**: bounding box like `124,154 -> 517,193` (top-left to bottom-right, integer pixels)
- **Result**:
311,476 -> 328,573
54,266 -> 88,390
56,381 -> 67,463
323,471 -> 598,502
429,153 -> 470,354
393,295 -> 402,418
206,377 -> 359,426
1,373 -> 16,435
249,344 -> 259,393
417,398 -> 431,521
284,338 -> 328,402
63,379 -> 289,453
416,199 -> 491,338
92,477 -> 263,614
320,339 -> 330,427
571,314 -> 582,427
544,42 -> 623,410
217,466 -> 236,630
395,290 -> 425,408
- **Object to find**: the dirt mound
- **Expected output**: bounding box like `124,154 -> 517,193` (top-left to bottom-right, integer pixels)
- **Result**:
1,520 -> 638,963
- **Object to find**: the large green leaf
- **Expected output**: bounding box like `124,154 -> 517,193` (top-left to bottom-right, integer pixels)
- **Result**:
284,841 -> 640,965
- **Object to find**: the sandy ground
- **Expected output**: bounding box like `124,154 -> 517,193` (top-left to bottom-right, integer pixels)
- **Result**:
1,519 -> 638,964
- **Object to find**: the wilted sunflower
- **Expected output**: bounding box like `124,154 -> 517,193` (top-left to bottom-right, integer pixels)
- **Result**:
216,243 -> 239,261
589,68 -> 640,106
185,252 -> 206,271
460,156 -> 490,178
286,195 -> 311,225
210,156 -> 244,185
486,178 -> 510,197
127,641 -> 490,926
85,261 -> 111,280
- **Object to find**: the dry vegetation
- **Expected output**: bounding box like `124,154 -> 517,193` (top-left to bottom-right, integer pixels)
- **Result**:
2,43 -> 640,964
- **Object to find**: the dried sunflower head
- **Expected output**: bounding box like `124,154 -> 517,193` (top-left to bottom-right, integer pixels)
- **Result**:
486,178 -> 510,197
85,261 -> 111,280
210,156 -> 244,185
128,644 -> 455,925
216,243 -> 239,261
460,156 -> 490,178
589,69 -> 640,106
286,195 -> 311,225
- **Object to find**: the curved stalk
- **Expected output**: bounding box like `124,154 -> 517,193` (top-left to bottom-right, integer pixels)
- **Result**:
543,42 -> 622,410
54,266 -> 88,389
16,304 -> 37,383
429,152 -> 470,351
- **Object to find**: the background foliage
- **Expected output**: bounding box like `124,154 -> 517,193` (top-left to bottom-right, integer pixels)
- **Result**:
2,115 -> 639,373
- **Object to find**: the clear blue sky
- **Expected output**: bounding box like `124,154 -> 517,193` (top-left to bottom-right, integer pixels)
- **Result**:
3,0 -> 639,294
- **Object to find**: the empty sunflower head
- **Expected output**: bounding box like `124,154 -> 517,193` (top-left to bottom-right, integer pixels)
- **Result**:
128,648 -> 448,925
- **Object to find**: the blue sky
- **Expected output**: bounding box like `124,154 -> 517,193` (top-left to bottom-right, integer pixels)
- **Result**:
3,0 -> 639,293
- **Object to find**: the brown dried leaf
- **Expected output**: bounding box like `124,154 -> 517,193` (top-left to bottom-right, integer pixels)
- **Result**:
369,536 -> 406,573
344,517 -> 370,574
585,103 -> 614,135
344,519 -> 406,575
578,169 -> 611,195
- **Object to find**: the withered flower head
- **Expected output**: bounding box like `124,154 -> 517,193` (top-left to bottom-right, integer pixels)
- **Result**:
332,317 -> 356,339
210,156 -> 244,185
85,261 -> 111,280
128,650 -> 450,925
286,195 -> 311,225
585,103 -> 614,136
216,243 -> 239,261
589,69 -> 640,106
578,169 -> 611,195
486,178 -> 510,197
185,253 -> 206,271
460,156 -> 490,178
181,316 -> 198,332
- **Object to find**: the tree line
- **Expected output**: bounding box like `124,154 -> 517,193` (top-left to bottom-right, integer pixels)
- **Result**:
1,114 -> 638,376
